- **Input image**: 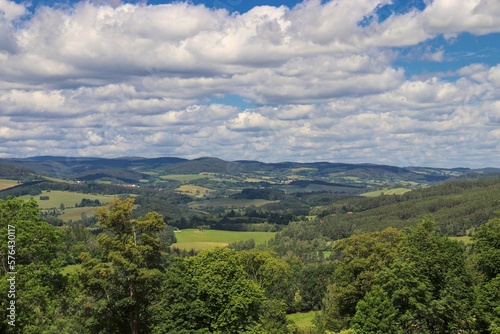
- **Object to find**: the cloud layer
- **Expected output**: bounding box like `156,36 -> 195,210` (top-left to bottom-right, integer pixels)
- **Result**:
1,0 -> 500,167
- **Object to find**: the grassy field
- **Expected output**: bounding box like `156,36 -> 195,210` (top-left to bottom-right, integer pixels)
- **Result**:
287,311 -> 317,330
189,198 -> 279,209
19,190 -> 117,209
360,187 -> 411,197
59,207 -> 99,222
0,179 -> 19,190
175,184 -> 215,198
449,236 -> 473,244
173,229 -> 276,251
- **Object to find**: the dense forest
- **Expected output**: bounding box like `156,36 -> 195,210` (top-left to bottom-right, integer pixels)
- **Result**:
1,193 -> 500,333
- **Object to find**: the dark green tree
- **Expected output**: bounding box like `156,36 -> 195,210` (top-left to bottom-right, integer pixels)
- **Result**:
78,198 -> 165,334
317,227 -> 402,331
150,247 -> 264,333
351,285 -> 398,334
0,198 -> 67,333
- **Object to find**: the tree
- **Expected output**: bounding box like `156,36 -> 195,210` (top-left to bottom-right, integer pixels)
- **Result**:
362,219 -> 476,333
472,216 -> 500,333
475,276 -> 500,334
78,198 -> 165,334
150,247 -> 264,333
0,198 -> 67,333
351,285 -> 398,334
472,217 -> 500,280
317,228 -> 402,331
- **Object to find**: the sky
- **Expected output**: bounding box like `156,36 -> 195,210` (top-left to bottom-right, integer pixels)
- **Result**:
0,0 -> 499,168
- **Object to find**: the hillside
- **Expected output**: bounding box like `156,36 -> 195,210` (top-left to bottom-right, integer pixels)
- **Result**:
314,177 -> 500,237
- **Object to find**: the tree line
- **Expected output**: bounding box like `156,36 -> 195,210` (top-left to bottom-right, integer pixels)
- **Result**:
1,197 -> 499,333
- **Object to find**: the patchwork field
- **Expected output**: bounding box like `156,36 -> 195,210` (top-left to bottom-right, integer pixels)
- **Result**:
19,190 -> 117,209
0,179 -> 19,190
173,229 -> 276,251
175,184 -> 215,198
360,187 -> 411,197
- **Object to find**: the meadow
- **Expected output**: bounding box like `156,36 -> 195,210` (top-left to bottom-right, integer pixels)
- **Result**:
0,179 -> 19,190
19,190 -> 117,209
175,184 -> 215,198
286,311 -> 317,331
360,187 -> 411,197
172,228 -> 276,251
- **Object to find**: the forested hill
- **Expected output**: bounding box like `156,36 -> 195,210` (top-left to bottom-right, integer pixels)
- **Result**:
4,155 -> 500,185
313,177 -> 500,237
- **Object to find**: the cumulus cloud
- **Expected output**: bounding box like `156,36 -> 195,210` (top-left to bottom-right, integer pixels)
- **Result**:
0,0 -> 499,167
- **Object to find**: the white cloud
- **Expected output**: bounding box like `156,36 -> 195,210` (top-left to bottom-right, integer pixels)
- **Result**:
0,0 -> 498,167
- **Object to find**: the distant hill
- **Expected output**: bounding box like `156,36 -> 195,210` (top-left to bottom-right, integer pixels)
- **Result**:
0,159 -> 35,180
4,156 -> 499,188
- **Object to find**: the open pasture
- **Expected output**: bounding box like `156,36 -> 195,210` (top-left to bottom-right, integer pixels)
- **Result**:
19,190 -> 116,209
360,187 -> 411,197
173,229 -> 276,251
287,311 -> 318,330
59,207 -> 98,222
175,184 -> 215,198
0,179 -> 19,190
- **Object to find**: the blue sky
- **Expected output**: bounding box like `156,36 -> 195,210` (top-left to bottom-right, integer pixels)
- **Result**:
1,0 -> 500,167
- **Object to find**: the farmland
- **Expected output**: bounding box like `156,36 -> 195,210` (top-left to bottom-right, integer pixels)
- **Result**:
19,190 -> 117,209
0,179 -> 19,190
172,228 -> 276,251
360,187 -> 411,197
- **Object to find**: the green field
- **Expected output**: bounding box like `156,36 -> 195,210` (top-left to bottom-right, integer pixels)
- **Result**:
175,184 -> 215,198
19,190 -> 117,209
0,179 -> 19,190
449,236 -> 473,244
188,198 -> 279,209
173,229 -> 276,251
360,187 -> 411,197
287,311 -> 317,330
59,207 -> 99,222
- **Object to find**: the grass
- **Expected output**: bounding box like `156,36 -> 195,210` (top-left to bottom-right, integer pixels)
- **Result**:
175,185 -> 215,198
59,207 -> 98,222
287,311 -> 317,330
360,187 -> 411,197
173,229 -> 276,251
61,264 -> 81,275
189,198 -> 279,209
449,236 -> 473,244
19,190 -> 117,209
0,179 -> 19,190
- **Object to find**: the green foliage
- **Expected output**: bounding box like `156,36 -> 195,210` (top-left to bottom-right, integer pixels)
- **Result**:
472,218 -> 500,280
150,248 -> 264,334
475,276 -> 500,334
355,219 -> 476,333
0,198 -> 67,333
318,178 -> 500,237
351,286 -> 398,334
78,198 -> 165,334
318,228 -> 402,331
